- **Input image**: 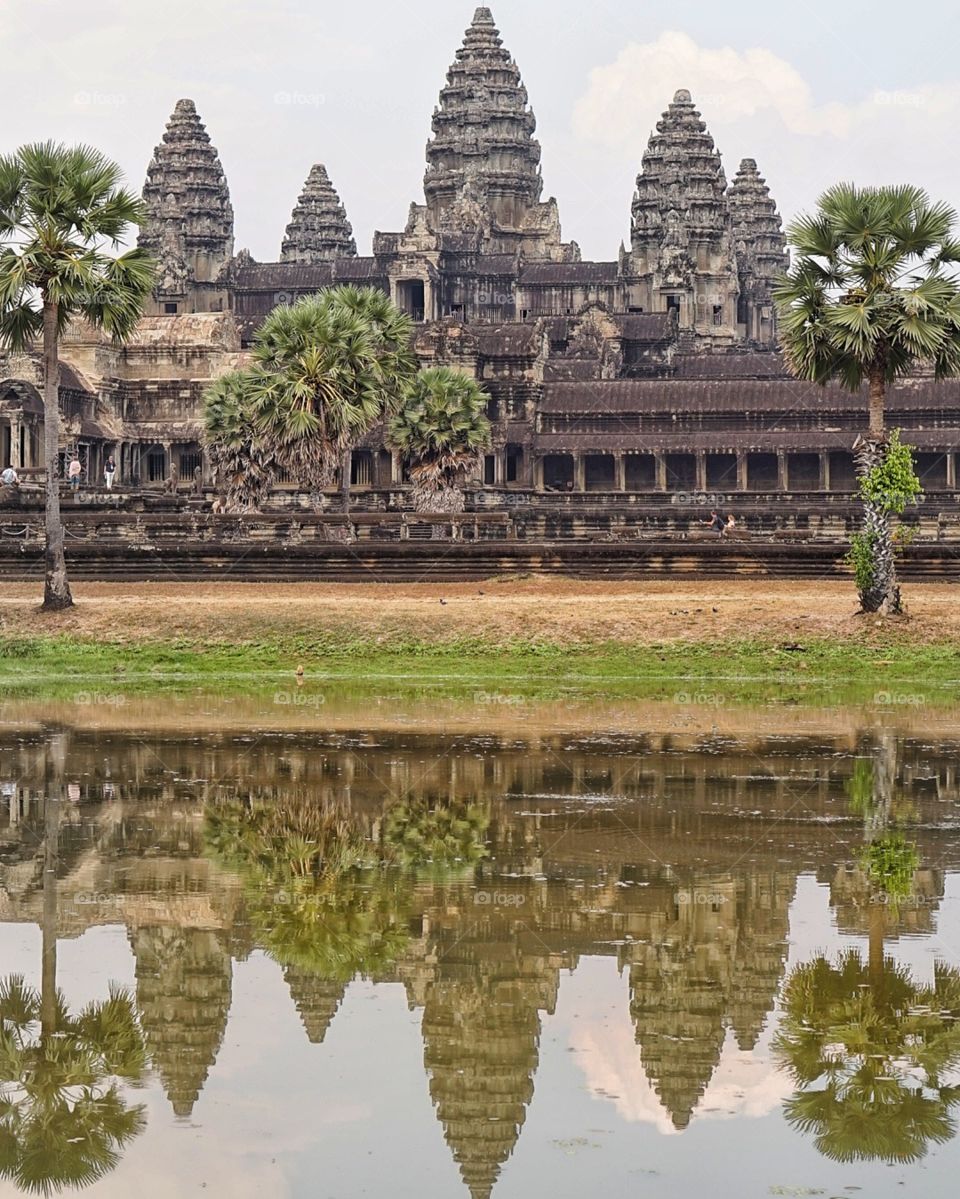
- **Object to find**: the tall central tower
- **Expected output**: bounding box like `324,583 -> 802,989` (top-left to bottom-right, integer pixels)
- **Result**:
424,6 -> 542,234
414,6 -> 573,261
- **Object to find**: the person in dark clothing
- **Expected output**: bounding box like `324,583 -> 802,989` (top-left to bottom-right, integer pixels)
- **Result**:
701,509 -> 726,536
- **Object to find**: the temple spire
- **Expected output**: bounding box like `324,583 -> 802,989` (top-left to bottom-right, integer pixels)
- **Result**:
625,89 -> 736,341
424,7 -> 543,235
138,98 -> 234,315
727,157 -> 789,346
280,164 -> 357,263
630,89 -> 729,251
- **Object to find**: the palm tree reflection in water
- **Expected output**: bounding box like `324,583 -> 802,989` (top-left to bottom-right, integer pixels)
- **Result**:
775,734 -> 960,1163
0,791 -> 147,1195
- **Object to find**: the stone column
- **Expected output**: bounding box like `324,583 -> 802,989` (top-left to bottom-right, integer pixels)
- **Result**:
494,452 -> 505,486
614,453 -> 626,492
654,452 -> 667,491
574,455 -> 586,493
947,452 -> 956,490
533,456 -> 544,492
10,417 -> 21,469
777,451 -> 788,491
736,451 -> 748,491
695,452 -> 707,493
391,450 -> 403,485
819,452 -> 830,492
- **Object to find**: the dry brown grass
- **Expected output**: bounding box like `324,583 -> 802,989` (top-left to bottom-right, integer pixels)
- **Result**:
1,577 -> 958,647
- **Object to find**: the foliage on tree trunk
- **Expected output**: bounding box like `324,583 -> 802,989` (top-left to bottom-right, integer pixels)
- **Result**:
848,431 -> 921,615
41,301 -> 72,610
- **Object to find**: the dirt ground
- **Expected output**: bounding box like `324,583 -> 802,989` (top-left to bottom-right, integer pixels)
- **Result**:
1,578 -> 958,647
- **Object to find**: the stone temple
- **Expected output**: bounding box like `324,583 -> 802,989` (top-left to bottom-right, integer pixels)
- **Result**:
2,5 -> 958,502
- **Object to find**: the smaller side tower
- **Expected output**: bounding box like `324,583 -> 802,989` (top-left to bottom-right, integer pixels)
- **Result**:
280,164 -> 357,263
727,158 -> 789,348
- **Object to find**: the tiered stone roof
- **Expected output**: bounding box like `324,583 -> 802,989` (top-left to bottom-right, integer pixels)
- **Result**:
727,157 -> 790,295
282,966 -> 347,1042
424,7 -> 543,232
417,916 -> 557,1199
630,89 -> 729,253
132,925 -> 233,1118
139,99 -> 234,298
280,164 -> 357,263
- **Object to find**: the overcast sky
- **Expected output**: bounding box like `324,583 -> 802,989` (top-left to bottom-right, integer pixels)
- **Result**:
5,0 -> 959,262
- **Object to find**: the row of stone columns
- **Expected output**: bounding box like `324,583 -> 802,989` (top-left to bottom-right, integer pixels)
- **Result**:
2,416 -> 36,469
526,449 -> 904,493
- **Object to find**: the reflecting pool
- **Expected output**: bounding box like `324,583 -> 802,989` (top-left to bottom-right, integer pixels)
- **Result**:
1,692 -> 959,1197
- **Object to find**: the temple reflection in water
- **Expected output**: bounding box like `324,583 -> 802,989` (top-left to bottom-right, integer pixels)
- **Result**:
1,718 -> 959,1198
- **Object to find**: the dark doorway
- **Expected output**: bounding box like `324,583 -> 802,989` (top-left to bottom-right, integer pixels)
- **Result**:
746,453 -> 778,491
585,454 -> 615,491
397,280 -> 425,322
665,453 -> 696,491
625,454 -> 656,490
543,454 -> 574,491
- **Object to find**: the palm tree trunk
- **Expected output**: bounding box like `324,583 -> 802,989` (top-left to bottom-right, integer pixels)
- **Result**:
41,787 -> 60,1037
340,447 -> 351,513
41,298 -> 73,610
868,365 -> 886,442
868,899 -> 886,993
854,367 -> 899,614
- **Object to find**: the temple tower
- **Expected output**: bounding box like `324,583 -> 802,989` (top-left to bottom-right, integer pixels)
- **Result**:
623,90 -> 737,343
131,925 -> 233,1118
138,99 -> 234,316
727,158 -> 789,347
417,7 -> 571,260
280,164 -> 357,263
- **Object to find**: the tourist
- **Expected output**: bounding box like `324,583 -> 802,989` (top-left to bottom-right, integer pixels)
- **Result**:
104,455 -> 116,490
68,456 -> 82,490
700,509 -> 726,536
0,464 -> 18,487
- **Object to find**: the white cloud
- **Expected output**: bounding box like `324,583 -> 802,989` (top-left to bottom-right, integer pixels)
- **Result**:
568,31 -> 960,241
573,32 -> 853,142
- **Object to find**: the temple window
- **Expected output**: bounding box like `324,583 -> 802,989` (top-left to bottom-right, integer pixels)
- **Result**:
164,302 -> 178,314
713,305 -> 723,326
396,280 -> 425,321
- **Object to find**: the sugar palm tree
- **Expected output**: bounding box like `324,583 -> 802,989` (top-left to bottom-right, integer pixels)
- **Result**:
0,143 -> 156,609
202,370 -> 276,511
773,951 -> 960,1164
203,286 -> 415,510
381,794 -> 490,879
775,183 -> 960,613
203,795 -> 411,988
0,776 -> 147,1194
387,367 -> 492,513
0,976 -> 148,1195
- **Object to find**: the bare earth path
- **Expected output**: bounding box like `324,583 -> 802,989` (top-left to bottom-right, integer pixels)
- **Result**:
1,579 -> 958,647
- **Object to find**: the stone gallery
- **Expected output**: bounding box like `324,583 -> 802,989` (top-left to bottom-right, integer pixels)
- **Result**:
1,6 -> 957,500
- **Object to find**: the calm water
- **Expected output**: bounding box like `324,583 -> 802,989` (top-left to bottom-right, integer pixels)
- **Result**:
1,693 -> 959,1198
